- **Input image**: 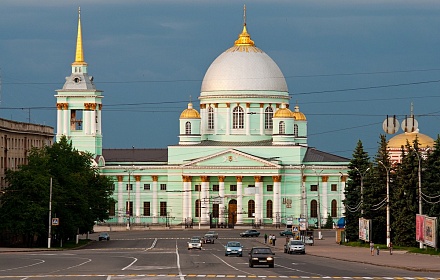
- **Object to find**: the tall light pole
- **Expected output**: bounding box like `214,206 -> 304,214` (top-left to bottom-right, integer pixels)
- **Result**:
354,167 -> 370,216
312,168 -> 323,239
411,148 -> 427,249
123,165 -> 136,230
378,161 -> 391,247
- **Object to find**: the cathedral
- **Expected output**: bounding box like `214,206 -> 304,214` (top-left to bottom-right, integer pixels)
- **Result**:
55,9 -> 350,228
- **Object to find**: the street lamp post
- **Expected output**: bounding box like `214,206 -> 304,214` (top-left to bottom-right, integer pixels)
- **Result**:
411,149 -> 426,249
378,161 -> 391,247
312,168 -> 323,239
354,167 -> 370,216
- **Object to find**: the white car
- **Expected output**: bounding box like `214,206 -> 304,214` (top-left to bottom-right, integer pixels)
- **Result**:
188,237 -> 202,250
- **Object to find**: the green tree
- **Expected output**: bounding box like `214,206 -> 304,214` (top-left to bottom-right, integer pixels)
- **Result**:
0,136 -> 115,247
364,134 -> 393,244
344,140 -> 371,242
423,135 -> 440,243
392,139 -> 419,246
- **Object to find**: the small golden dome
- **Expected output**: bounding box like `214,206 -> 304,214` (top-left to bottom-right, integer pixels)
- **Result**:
388,132 -> 434,148
180,103 -> 200,119
292,104 -> 306,121
274,104 -> 294,118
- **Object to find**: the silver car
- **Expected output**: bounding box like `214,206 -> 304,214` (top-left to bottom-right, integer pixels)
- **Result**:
284,240 -> 305,254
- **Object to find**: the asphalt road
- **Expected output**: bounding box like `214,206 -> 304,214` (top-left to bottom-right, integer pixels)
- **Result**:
0,229 -> 438,279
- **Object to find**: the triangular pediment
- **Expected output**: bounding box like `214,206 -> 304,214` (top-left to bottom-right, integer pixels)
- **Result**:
181,149 -> 281,168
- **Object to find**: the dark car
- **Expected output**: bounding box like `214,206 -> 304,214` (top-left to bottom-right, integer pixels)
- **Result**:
203,233 -> 215,244
240,229 -> 260,237
279,229 -> 294,236
248,247 -> 275,268
98,232 -> 110,241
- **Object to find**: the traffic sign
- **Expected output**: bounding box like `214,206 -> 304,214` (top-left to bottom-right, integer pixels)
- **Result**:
52,218 -> 59,226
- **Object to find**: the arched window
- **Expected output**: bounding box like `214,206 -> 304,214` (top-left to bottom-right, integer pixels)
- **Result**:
310,200 -> 318,218
248,200 -> 255,218
266,200 -> 273,218
208,106 -> 214,130
233,106 -> 244,129
279,121 -> 285,134
185,121 -> 191,135
331,199 -> 337,217
195,199 -> 201,217
264,107 -> 273,129
294,124 -> 298,137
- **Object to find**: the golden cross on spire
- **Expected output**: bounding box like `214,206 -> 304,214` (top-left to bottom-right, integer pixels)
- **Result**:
243,5 -> 247,26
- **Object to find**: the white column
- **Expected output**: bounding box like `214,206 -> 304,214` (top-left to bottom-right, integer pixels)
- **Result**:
245,104 -> 250,135
259,106 -> 264,135
200,105 -> 206,135
91,108 -> 97,135
152,176 -> 158,224
135,176 -> 141,223
273,176 -> 281,225
226,105 -> 230,135
118,177 -> 124,223
219,176 -> 225,224
63,109 -> 69,135
340,175 -> 346,217
57,106 -> 63,136
182,176 -> 191,221
201,177 -> 210,224
214,105 -> 218,135
97,105 -> 102,134
255,176 -> 263,223
83,110 -> 90,134
236,176 -> 243,224
322,178 -> 328,223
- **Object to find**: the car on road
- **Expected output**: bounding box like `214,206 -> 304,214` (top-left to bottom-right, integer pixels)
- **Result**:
279,229 -> 294,236
225,241 -> 243,257
188,236 -> 202,250
248,247 -> 275,268
203,233 -> 215,244
284,240 -> 306,254
240,229 -> 260,237
206,231 -> 219,239
98,232 -> 110,241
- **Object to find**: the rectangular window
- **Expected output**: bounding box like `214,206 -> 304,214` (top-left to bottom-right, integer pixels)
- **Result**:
212,184 -> 219,191
248,184 -> 255,188
143,201 -> 150,216
109,203 -> 116,216
267,185 -> 273,192
311,184 -> 317,191
160,201 -> 167,216
331,184 -> 337,191
144,184 -> 151,190
195,184 -> 201,192
126,184 -> 133,191
212,204 -> 219,218
160,184 -> 167,191
230,185 -> 237,191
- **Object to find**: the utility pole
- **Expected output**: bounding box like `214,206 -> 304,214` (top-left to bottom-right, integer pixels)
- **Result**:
378,161 -> 391,247
354,167 -> 370,216
48,178 -> 52,249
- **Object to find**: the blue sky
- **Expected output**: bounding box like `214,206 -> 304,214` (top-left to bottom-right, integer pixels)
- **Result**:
1,0 -> 440,158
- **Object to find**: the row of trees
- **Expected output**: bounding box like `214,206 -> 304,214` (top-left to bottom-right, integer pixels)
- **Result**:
344,135 -> 440,246
0,137 -> 115,247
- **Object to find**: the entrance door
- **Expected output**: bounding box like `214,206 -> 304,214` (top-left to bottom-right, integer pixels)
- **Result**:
228,200 -> 237,226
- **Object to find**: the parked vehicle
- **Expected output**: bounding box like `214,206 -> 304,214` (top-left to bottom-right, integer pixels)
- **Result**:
248,247 -> 275,268
225,241 -> 243,257
279,229 -> 294,236
188,236 -> 202,250
98,232 -> 110,241
284,240 -> 306,254
240,229 -> 260,237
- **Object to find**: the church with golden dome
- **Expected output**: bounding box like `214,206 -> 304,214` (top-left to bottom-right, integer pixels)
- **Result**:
56,8 -> 350,229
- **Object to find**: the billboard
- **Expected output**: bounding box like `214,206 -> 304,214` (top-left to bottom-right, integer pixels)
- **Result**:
359,218 -> 371,242
416,214 -> 438,248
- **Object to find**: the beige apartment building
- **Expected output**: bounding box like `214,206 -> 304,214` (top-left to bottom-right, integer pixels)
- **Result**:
0,118 -> 54,190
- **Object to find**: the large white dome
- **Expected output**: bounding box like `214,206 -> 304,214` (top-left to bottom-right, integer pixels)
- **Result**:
200,25 -> 288,94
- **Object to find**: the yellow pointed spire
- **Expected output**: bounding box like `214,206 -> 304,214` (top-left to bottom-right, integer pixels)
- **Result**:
234,5 -> 255,46
72,7 -> 87,66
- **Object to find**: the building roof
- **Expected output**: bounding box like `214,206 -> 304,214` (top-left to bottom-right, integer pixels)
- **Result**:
303,148 -> 349,163
102,148 -> 168,163
388,132 -> 435,149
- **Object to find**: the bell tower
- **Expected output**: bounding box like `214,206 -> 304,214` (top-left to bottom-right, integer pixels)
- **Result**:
55,8 -> 103,156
